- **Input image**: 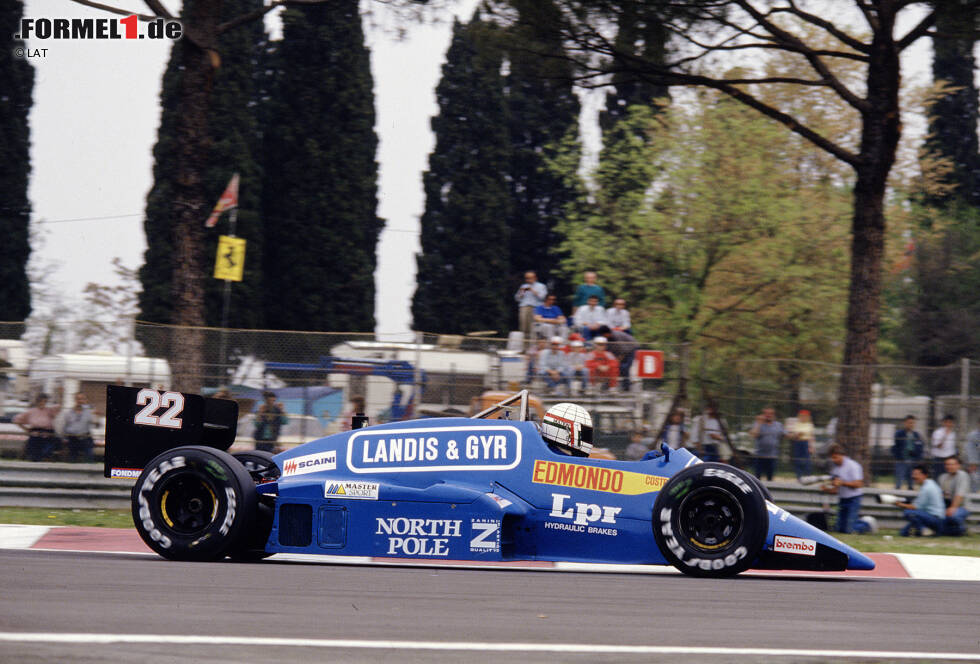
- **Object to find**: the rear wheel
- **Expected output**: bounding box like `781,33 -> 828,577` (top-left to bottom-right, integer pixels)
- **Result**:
132,446 -> 257,561
227,450 -> 278,560
232,450 -> 281,482
652,463 -> 767,577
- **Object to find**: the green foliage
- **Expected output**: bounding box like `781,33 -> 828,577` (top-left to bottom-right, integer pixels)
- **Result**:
414,4 -> 582,332
889,202 -> 980,394
926,0 -> 980,206
556,96 -> 852,403
139,0 -> 266,343
0,0 -> 34,330
412,17 -> 512,334
598,1 -> 669,132
260,0 -> 382,333
503,0 -> 581,306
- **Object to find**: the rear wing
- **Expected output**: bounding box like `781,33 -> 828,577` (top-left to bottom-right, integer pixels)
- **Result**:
103,385 -> 239,479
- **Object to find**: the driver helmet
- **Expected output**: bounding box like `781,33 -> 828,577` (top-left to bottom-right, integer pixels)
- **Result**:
541,403 -> 593,456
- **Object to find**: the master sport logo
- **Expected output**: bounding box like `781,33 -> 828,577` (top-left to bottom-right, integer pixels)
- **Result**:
324,480 -> 380,500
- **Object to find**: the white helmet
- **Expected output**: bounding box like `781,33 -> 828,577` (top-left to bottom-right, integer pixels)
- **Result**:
541,403 -> 593,456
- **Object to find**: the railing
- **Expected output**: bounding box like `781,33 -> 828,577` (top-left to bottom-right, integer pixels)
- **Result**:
0,461 -> 133,509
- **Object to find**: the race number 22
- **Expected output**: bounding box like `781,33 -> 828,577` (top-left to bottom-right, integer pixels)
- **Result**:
134,389 -> 184,429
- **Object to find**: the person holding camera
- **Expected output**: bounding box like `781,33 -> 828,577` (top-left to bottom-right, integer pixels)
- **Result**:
514,271 -> 547,341
254,391 -> 287,453
895,464 -> 945,536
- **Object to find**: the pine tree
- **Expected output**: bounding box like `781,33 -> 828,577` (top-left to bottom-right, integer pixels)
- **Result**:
598,3 -> 669,132
138,0 -> 265,351
0,0 -> 34,334
412,17 -> 512,334
260,1 -> 382,333
503,0 -> 580,308
926,0 -> 980,205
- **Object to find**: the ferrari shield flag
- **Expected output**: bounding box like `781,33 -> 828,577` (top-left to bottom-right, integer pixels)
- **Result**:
205,173 -> 239,228
214,235 -> 246,281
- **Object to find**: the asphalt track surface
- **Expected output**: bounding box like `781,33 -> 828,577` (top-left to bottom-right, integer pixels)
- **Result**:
2,548 -> 979,663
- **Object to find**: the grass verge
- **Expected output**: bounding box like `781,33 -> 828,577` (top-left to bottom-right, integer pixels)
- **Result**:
828,531 -> 980,557
0,507 -> 133,529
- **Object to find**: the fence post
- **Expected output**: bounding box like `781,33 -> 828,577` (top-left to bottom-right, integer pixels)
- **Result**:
873,377 -> 886,483
414,331 -> 424,406
960,357 -> 970,452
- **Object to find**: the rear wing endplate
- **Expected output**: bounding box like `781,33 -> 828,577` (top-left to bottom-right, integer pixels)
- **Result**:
103,385 -> 239,479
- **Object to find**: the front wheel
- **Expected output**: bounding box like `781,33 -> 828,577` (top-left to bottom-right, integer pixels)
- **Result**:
132,446 -> 258,561
652,463 -> 767,577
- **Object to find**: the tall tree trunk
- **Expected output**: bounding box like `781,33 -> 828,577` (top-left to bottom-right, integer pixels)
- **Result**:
171,1 -> 219,392
836,3 -> 901,474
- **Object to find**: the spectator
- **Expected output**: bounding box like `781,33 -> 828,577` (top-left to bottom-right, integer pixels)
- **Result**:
965,416 -> 980,491
659,409 -> 688,451
573,295 -> 607,341
342,396 -> 366,432
584,337 -> 619,390
14,393 -> 61,462
533,294 -> 568,341
514,271 -> 547,341
821,443 -> 873,534
605,298 -> 632,334
789,409 -> 815,478
625,430 -> 650,460
930,415 -> 957,478
596,325 -> 638,392
254,391 -> 287,453
895,464 -> 945,537
214,387 -> 233,400
537,337 -> 571,393
892,414 -> 925,490
61,392 -> 94,462
572,270 -> 606,309
565,339 -> 589,393
691,401 -> 725,462
524,338 -> 547,383
938,455 -> 971,536
749,406 -> 784,481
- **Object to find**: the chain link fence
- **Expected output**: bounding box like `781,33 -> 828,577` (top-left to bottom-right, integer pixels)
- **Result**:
3,320 -> 980,486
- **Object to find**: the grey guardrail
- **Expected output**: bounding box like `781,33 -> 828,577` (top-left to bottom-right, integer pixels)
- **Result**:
0,461 -> 977,532
765,481 -> 980,532
0,461 -> 134,509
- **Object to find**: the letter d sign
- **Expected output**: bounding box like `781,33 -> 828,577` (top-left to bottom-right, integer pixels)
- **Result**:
636,350 -> 664,379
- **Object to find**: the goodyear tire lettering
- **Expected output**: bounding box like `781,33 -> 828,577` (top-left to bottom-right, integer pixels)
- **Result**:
652,463 -> 767,578
131,447 -> 256,562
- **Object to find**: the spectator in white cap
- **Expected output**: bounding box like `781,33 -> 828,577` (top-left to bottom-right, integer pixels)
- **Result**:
537,336 -> 571,393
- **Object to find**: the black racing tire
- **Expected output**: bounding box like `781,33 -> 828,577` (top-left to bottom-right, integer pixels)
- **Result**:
232,450 -> 281,482
652,462 -> 768,578
744,471 -> 774,502
227,451 -> 278,561
132,446 -> 258,561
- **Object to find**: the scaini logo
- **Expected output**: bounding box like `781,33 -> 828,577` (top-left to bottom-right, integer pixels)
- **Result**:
282,451 -> 337,476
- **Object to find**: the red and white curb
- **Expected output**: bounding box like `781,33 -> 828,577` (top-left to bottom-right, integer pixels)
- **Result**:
2,524 -> 979,581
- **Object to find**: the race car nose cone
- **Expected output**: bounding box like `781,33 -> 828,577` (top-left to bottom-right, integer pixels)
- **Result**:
846,548 -> 876,571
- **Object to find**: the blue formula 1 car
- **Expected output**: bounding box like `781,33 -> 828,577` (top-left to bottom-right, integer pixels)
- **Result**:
104,386 -> 874,577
